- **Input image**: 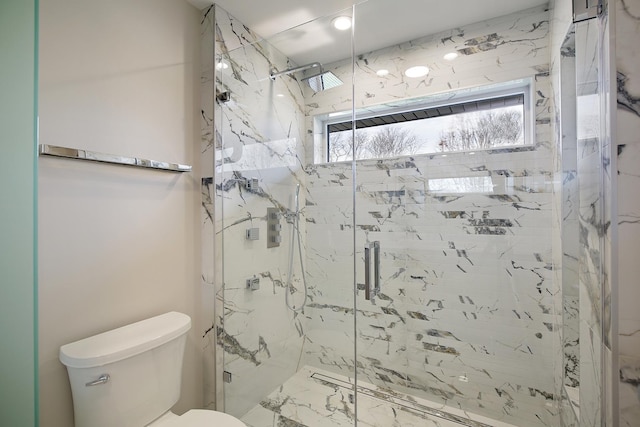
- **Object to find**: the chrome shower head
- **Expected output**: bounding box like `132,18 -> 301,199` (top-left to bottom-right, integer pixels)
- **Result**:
270,62 -> 343,92
302,70 -> 343,92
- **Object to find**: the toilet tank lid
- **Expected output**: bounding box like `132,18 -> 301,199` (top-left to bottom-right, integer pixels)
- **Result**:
59,311 -> 191,368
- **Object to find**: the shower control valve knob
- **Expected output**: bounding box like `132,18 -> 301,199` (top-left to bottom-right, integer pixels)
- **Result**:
245,178 -> 259,191
246,276 -> 260,291
216,91 -> 231,103
246,228 -> 260,240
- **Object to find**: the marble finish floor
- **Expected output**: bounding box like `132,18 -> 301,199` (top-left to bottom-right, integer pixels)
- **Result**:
241,366 -> 517,427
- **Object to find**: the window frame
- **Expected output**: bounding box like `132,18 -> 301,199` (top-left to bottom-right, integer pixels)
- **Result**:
318,78 -> 535,164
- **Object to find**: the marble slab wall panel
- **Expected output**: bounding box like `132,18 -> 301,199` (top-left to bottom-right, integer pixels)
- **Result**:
615,0 -> 640,425
201,4 -> 309,418
575,18 -> 606,427
302,6 -> 558,427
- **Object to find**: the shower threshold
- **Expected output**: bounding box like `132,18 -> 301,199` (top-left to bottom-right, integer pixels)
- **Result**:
241,366 -> 517,427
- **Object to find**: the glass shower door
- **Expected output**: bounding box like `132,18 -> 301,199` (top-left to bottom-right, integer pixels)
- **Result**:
214,16 -> 310,420
351,0 -> 558,426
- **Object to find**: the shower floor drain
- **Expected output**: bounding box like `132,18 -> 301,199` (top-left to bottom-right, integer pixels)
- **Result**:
310,372 -> 493,427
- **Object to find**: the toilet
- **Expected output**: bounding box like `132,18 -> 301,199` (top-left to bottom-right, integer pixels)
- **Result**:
59,311 -> 247,427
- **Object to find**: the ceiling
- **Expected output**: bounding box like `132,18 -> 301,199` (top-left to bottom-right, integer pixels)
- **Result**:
188,0 -> 548,65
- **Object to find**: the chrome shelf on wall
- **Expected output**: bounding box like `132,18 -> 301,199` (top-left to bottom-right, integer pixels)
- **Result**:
38,144 -> 192,173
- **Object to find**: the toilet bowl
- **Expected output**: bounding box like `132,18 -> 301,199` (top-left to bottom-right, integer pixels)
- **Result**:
59,311 -> 246,427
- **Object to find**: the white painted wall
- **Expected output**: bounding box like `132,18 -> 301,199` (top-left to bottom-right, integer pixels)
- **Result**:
37,1 -> 202,426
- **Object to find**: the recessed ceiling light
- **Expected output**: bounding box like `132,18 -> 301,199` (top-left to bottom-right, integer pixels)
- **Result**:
216,61 -> 229,70
276,93 -> 285,98
444,52 -> 459,61
332,16 -> 352,31
376,69 -> 389,77
404,65 -> 429,78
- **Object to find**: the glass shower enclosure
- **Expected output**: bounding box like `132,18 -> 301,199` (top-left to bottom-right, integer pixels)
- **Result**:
207,0 -> 568,425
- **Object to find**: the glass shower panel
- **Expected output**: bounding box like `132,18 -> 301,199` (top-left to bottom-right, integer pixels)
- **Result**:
352,0 -> 558,426
214,5 -> 356,425
559,27 -> 581,426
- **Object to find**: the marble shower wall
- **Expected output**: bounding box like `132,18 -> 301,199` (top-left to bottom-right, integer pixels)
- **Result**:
568,1 -> 640,424
547,1 -> 640,425
200,5 -> 308,418
303,6 -> 559,427
614,0 -> 640,424
598,6 -> 614,426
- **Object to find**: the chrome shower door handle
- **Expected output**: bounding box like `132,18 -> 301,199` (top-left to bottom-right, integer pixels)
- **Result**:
373,241 -> 380,298
364,243 -> 371,300
85,374 -> 110,386
364,241 -> 380,301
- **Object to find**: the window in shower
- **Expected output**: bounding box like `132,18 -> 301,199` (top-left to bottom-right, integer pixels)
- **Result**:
324,79 -> 533,162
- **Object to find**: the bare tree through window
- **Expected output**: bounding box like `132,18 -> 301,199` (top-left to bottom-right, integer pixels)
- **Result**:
438,110 -> 523,152
368,127 -> 418,158
328,130 -> 368,162
329,126 -> 419,162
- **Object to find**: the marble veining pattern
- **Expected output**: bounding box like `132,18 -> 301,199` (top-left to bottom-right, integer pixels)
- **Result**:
598,6 -> 614,427
615,0 -> 640,425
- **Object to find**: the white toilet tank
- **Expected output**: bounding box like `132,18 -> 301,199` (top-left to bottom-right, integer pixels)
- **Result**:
59,312 -> 191,427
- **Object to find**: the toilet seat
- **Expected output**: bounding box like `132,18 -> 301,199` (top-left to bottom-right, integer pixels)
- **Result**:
150,410 -> 247,427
